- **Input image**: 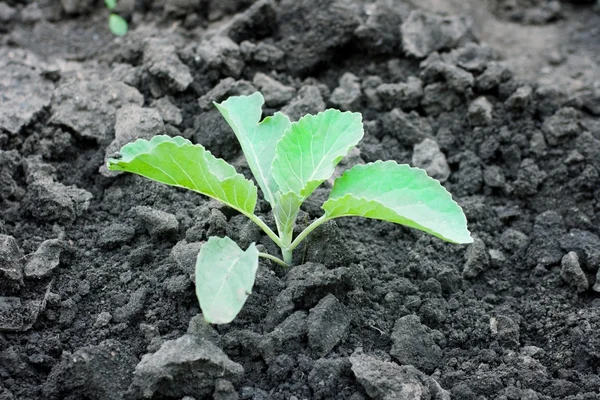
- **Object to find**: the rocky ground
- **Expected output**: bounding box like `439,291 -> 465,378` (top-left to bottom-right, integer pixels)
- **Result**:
1,0 -> 600,399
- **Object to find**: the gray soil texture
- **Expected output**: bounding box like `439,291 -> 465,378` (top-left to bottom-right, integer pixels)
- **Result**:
2,0 -> 600,399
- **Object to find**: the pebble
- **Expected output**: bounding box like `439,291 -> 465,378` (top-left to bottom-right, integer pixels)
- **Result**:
412,138 -> 451,182
463,237 -> 490,278
24,239 -> 64,278
133,206 -> 179,239
330,72 -> 362,111
143,38 -> 193,97
252,73 -> 296,107
307,294 -> 351,357
390,314 -> 442,373
130,334 -> 244,399
560,251 -> 589,293
468,96 -> 493,126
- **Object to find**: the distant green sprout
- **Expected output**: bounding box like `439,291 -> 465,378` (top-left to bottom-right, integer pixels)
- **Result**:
107,93 -> 472,324
105,0 -> 128,36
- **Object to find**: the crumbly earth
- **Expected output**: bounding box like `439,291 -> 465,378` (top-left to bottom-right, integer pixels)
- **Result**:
1,0 -> 600,399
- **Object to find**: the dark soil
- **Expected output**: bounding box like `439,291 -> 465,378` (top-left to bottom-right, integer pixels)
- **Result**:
2,0 -> 600,399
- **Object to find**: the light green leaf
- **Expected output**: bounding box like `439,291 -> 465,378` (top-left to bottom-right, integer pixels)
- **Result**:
105,0 -> 117,10
109,14 -> 128,37
107,135 -> 257,215
215,93 -> 291,206
196,237 -> 259,324
273,191 -> 303,244
322,161 -> 473,244
271,109 -> 364,199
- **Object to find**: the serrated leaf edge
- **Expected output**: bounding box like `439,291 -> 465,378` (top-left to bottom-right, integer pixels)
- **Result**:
323,160 -> 473,244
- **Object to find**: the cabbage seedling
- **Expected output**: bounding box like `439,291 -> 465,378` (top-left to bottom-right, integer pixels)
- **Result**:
107,92 -> 472,324
105,0 -> 128,36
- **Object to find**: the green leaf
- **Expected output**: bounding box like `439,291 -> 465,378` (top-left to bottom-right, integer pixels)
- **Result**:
107,135 -> 257,215
273,191 -> 303,244
105,0 -> 117,10
271,109 -> 364,199
196,237 -> 259,324
109,14 -> 128,37
322,161 -> 473,244
215,93 -> 291,206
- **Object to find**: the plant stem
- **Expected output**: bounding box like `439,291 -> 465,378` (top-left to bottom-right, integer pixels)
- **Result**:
258,252 -> 288,267
288,215 -> 329,252
245,213 -> 284,248
282,248 -> 293,265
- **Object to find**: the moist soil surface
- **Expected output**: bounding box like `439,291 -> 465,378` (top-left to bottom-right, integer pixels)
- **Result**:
2,0 -> 600,399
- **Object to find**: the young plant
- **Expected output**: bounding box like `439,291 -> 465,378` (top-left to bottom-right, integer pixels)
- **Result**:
107,92 -> 472,324
105,0 -> 128,37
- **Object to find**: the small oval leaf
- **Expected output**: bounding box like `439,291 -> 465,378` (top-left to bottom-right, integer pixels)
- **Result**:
196,237 -> 259,324
323,161 -> 472,244
109,14 -> 128,37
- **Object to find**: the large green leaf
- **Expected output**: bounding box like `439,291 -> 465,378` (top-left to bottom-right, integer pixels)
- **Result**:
196,237 -> 259,324
322,161 -> 473,244
215,93 -> 291,206
271,109 -> 364,199
107,135 -> 257,215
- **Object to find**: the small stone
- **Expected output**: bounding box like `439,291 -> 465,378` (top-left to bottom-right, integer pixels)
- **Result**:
468,97 -> 493,126
133,206 -> 179,239
0,2 -> 16,23
412,138 -> 450,182
259,311 -> 307,364
144,38 -> 193,97
475,62 -> 512,91
529,131 -> 547,156
0,235 -> 24,293
187,314 -> 221,345
421,82 -> 461,115
500,229 -> 529,252
94,312 -> 112,328
42,340 -> 137,400
23,180 -> 92,223
308,358 -> 352,399
463,237 -> 490,278
113,287 -> 148,323
542,107 -> 580,146
350,353 -> 450,400
281,85 -> 326,122
213,378 -> 239,400
488,249 -> 506,269
490,315 -> 520,348
513,159 -> 546,197
420,61 -> 474,94
560,252 -> 588,292
171,240 -> 203,277
330,73 -> 362,111
390,315 -> 442,373
51,77 -> 143,142
353,0 -> 410,55
219,0 -> 277,43
381,108 -> 432,145
131,334 -> 244,399
22,155 -> 56,184
560,229 -> 600,270
252,73 -> 295,107
375,76 -> 423,110
401,10 -> 473,58
1,64 -> 54,135
483,165 -> 506,188
307,294 -> 351,357
24,239 -> 64,278
593,270 -> 600,293
151,97 -> 182,126
98,224 -> 136,249
197,36 -> 244,79
505,85 -> 532,110
450,43 -> 497,72
198,78 -> 256,110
